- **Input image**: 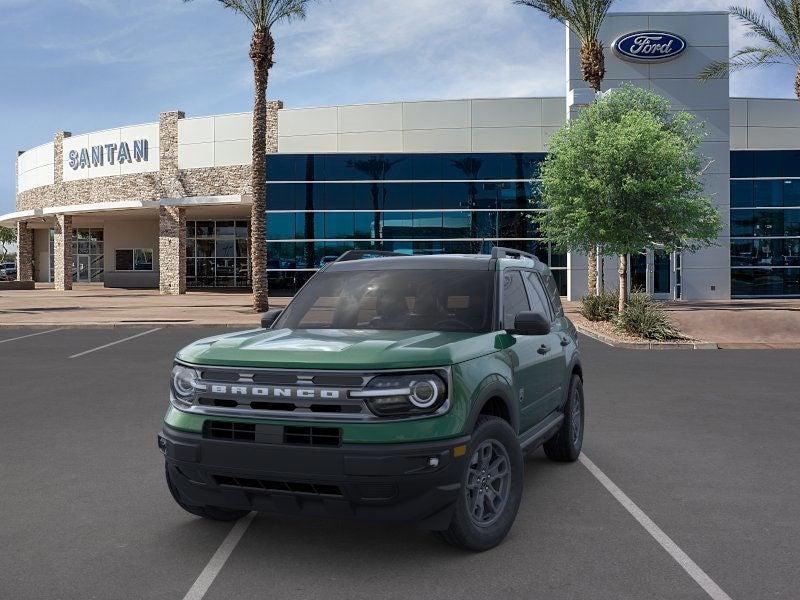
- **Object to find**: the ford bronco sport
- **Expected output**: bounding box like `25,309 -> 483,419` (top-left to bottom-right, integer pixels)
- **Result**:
160,248 -> 584,551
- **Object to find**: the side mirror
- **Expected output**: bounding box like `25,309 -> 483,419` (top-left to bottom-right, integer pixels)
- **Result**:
260,309 -> 283,329
510,311 -> 551,336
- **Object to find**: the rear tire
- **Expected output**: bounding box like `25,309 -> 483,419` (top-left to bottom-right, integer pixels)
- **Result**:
165,463 -> 249,522
543,374 -> 584,463
438,416 -> 523,551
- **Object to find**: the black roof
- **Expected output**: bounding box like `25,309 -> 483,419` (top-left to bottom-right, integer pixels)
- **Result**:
326,254 -> 494,271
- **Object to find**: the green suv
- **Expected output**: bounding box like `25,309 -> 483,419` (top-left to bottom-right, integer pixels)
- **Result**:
159,248 -> 584,551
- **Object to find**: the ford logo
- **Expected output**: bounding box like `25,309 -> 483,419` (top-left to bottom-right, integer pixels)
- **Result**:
613,31 -> 687,62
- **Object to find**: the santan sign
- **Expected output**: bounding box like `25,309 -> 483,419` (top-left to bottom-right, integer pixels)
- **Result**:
613,31 -> 687,62
68,139 -> 149,170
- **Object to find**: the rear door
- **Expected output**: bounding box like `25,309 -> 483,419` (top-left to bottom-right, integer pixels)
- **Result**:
500,270 -> 552,432
522,270 -> 565,415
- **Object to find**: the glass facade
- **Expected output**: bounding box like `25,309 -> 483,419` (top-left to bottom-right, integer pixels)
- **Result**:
186,220 -> 251,288
264,153 -> 567,295
731,151 -> 800,297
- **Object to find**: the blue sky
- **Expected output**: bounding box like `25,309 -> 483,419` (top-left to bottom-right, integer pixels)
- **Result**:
1,0 -> 797,215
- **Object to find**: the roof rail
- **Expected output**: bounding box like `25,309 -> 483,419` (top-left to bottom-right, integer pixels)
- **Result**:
334,250 -> 405,263
490,247 -> 538,262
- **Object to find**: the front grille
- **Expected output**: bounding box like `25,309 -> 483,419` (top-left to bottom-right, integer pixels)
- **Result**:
205,421 -> 255,441
213,475 -> 343,497
284,426 -> 342,447
204,421 -> 342,447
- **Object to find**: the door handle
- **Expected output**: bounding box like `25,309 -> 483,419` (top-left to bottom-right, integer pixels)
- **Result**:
560,337 -> 570,347
537,344 -> 551,355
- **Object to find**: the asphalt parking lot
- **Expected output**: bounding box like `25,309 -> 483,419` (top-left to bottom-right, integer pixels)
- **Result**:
1,327 -> 798,600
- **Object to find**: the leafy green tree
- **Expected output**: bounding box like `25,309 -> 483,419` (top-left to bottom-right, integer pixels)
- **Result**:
536,85 -> 722,313
699,2 -> 800,100
515,0 -> 616,293
0,226 -> 15,263
184,0 -> 315,311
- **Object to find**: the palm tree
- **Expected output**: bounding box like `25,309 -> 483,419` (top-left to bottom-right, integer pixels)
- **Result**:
699,2 -> 800,101
185,0 -> 314,312
515,0 -> 615,295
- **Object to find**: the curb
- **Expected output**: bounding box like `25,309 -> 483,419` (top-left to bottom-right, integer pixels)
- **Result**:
575,324 -> 719,350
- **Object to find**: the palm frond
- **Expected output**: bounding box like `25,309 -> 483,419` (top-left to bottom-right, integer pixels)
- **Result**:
189,0 -> 311,30
764,0 -> 800,46
515,0 -> 616,43
699,46 -> 788,80
730,5 -> 800,64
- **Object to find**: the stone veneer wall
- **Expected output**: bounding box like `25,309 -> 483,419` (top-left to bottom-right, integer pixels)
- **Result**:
158,206 -> 186,295
16,102 -> 283,212
15,102 -> 282,293
15,222 -> 33,281
53,214 -> 73,291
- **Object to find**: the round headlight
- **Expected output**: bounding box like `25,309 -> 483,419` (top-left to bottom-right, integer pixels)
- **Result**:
409,379 -> 439,408
171,364 -> 198,400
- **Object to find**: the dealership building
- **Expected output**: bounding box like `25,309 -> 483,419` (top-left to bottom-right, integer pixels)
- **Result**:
4,10 -> 800,299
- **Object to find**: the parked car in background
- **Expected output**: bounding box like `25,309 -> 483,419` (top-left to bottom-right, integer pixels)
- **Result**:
0,262 -> 16,281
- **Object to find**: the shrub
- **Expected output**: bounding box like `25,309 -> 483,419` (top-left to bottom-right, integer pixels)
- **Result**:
614,293 -> 684,340
580,290 -> 619,322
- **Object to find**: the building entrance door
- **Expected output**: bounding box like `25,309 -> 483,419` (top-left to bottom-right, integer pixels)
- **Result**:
626,249 -> 674,299
77,256 -> 90,282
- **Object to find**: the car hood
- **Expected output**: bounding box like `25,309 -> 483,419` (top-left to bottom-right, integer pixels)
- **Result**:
176,328 -> 500,370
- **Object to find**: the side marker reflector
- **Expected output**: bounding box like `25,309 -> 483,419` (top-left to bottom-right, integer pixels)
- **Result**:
453,445 -> 467,458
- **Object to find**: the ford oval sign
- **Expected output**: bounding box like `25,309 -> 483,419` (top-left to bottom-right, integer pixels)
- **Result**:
613,31 -> 687,63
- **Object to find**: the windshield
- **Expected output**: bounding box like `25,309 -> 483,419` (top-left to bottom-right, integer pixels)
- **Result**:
275,269 -> 496,333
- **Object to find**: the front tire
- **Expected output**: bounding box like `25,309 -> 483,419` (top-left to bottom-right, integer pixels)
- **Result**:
165,463 -> 249,522
438,416 -> 523,551
543,374 -> 584,462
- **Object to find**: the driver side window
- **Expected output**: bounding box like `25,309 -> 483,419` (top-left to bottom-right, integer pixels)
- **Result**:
502,271 -> 531,329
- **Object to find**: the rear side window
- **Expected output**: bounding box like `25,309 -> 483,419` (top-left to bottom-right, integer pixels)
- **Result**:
543,271 -> 564,317
523,271 -> 552,321
502,271 -> 530,328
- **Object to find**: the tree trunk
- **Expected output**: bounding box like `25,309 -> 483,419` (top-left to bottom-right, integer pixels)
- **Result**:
618,254 -> 628,314
598,247 -> 605,293
580,40 -> 605,93
796,67 -> 800,102
580,40 -> 604,295
249,29 -> 274,313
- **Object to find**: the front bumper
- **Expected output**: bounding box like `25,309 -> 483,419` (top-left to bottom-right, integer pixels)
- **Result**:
159,424 -> 470,530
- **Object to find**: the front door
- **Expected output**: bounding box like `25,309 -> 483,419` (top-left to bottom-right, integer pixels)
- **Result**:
500,270 -> 556,433
652,249 -> 672,299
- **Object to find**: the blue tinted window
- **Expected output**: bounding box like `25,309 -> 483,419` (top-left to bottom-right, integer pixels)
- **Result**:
783,180 -> 800,207
412,155 -> 442,180
730,152 -> 754,178
730,181 -> 753,208
730,210 -> 753,237
441,183 -> 470,209
443,212 -> 472,237
412,182 -> 443,209
324,183 -> 353,210
355,213 -> 377,239
325,213 -> 354,239
754,151 -> 783,178
382,212 -> 413,238
267,184 -> 298,210
754,180 -> 783,207
266,213 -> 295,240
413,212 -> 443,238
381,183 -> 413,210
266,155 -> 297,181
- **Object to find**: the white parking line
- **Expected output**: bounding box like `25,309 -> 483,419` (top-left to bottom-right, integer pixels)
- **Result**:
0,329 -> 63,345
580,453 -> 733,600
182,512 -> 256,600
68,328 -> 162,359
